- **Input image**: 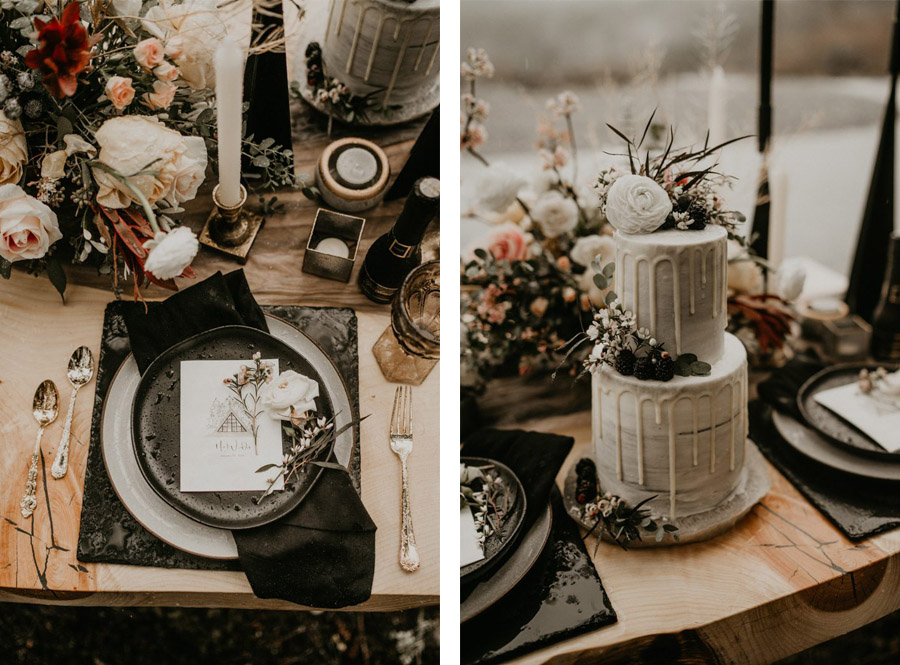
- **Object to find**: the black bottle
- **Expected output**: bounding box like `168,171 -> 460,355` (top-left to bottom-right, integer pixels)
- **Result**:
871,234 -> 900,362
358,177 -> 440,304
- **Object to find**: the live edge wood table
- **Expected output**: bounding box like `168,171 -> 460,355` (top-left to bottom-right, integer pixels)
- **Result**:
501,411 -> 900,665
0,110 -> 439,611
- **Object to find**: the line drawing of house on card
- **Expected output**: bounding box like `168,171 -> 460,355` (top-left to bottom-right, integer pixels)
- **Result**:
207,398 -> 253,436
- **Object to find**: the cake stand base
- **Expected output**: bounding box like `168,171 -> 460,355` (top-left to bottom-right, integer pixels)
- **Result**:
563,441 -> 771,547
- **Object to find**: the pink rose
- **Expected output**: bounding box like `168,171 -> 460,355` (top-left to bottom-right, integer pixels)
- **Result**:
154,62 -> 179,82
144,80 -> 176,110
105,76 -> 135,110
486,222 -> 529,261
0,184 -> 62,262
134,38 -> 164,69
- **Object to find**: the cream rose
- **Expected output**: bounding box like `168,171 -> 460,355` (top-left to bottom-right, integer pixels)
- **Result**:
260,370 -> 320,421
474,166 -> 526,214
142,226 -> 199,280
93,116 -> 206,209
605,174 -> 672,235
166,136 -> 208,206
143,80 -> 177,110
105,76 -> 135,110
142,0 -> 227,89
154,62 -> 179,82
134,38 -> 165,69
530,190 -> 578,239
570,234 -> 615,268
0,111 -> 27,186
0,184 -> 62,262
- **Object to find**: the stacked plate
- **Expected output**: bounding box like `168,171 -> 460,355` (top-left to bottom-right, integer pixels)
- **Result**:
772,364 -> 900,481
101,315 -> 356,559
460,457 -> 553,623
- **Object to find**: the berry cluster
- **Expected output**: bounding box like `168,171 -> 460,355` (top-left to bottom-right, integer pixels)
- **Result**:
615,348 -> 674,382
0,52 -> 42,121
575,459 -> 598,505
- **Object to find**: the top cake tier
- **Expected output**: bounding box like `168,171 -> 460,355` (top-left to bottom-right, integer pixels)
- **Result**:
323,0 -> 441,110
615,225 -> 728,363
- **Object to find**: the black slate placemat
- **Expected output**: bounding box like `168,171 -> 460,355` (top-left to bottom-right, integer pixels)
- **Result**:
461,490 -> 617,665
749,400 -> 900,540
76,303 -> 360,569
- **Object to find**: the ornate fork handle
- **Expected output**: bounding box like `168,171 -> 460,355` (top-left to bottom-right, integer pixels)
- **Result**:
51,385 -> 80,480
399,455 -> 420,572
21,429 -> 44,518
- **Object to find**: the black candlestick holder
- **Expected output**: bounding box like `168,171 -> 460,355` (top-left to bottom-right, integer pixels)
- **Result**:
199,184 -> 265,263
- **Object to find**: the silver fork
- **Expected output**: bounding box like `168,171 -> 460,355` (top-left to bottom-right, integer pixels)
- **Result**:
390,386 -> 420,572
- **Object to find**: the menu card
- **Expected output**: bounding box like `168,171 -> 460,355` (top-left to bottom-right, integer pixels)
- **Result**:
179,359 -> 286,492
813,381 -> 900,453
461,506 -> 485,567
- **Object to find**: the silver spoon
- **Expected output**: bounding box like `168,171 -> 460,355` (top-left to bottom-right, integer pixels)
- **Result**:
51,346 -> 94,480
21,380 -> 59,518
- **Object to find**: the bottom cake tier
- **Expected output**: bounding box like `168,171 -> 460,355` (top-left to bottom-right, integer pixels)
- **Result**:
591,333 -> 748,519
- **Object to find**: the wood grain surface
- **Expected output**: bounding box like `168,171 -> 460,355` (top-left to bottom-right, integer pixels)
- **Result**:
498,411 -> 900,665
0,107 -> 440,610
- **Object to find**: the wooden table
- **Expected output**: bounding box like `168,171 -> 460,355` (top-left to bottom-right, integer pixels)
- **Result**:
0,105 -> 439,611
498,410 -> 900,665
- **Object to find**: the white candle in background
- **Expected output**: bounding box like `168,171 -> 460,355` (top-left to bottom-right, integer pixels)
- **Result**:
314,237 -> 351,259
707,65 -> 726,146
768,165 -> 789,268
215,38 -> 244,208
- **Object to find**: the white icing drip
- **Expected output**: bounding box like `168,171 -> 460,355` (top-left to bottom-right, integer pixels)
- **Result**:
636,396 -> 645,485
616,390 -> 625,481
335,0 -> 349,38
325,0 -> 338,43
345,6 -> 367,73
709,393 -> 716,473
382,24 -> 411,108
364,14 -> 387,81
728,381 -> 736,471
711,243 -> 719,318
688,249 -> 696,314
668,400 -> 677,518
414,19 -> 434,71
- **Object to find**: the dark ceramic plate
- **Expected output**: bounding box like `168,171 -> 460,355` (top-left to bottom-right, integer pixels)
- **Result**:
460,457 -> 526,584
797,363 -> 900,462
132,325 -> 336,530
460,501 -> 553,623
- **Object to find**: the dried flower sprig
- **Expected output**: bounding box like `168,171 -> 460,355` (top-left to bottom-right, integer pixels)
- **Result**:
223,352 -> 275,455
460,463 -> 511,550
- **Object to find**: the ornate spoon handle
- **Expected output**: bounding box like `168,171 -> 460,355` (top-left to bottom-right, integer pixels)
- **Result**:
51,385 -> 79,480
399,458 -> 420,572
21,428 -> 44,518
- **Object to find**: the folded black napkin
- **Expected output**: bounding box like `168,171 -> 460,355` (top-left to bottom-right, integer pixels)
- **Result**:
121,270 -> 376,608
461,430 -> 616,664
752,352 -> 900,540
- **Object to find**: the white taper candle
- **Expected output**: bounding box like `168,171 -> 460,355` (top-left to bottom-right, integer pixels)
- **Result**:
215,38 -> 244,208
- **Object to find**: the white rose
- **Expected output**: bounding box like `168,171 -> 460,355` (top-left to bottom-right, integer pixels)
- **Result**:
142,0 -> 227,89
605,174 -> 672,234
570,234 -> 615,268
41,150 -> 67,180
530,190 -> 578,239
93,116 -> 203,209
0,184 -> 62,262
0,111 -> 27,186
726,239 -> 764,295
777,263 -> 806,302
474,166 -> 526,215
142,226 -> 199,280
165,136 -> 208,206
260,370 -> 320,421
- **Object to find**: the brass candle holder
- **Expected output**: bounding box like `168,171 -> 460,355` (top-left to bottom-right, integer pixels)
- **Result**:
199,184 -> 265,263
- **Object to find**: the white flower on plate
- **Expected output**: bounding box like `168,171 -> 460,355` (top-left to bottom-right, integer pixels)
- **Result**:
604,174 -> 672,235
142,226 -> 199,280
776,263 -> 806,302
142,0 -> 226,89
0,184 -> 61,262
0,110 -> 26,186
260,370 -> 320,422
530,190 -> 578,239
570,234 -> 615,268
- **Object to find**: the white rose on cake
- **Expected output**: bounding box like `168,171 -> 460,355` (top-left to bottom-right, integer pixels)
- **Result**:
530,190 -> 578,238
0,111 -> 27,186
604,174 -> 672,234
142,0 -> 226,89
260,370 -> 320,422
570,234 -> 615,268
0,184 -> 62,262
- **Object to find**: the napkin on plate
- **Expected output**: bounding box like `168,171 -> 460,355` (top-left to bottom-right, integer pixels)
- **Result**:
121,269 -> 376,608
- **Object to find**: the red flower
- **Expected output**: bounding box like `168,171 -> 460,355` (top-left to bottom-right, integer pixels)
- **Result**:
24,1 -> 92,99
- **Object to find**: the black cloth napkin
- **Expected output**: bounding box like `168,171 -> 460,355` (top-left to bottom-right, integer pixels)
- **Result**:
752,352 -> 900,540
121,270 -> 376,608
461,430 -> 616,664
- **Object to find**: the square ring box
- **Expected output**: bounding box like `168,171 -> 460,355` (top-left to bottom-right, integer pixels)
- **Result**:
302,209 -> 366,283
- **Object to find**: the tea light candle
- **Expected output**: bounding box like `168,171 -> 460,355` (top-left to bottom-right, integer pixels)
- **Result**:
215,38 -> 244,208
314,236 -> 351,259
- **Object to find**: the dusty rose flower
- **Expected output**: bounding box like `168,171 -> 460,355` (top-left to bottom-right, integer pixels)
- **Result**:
529,297 -> 549,318
154,61 -> 179,81
485,222 -> 530,261
144,80 -> 176,109
562,286 -> 577,303
461,123 -> 487,151
105,75 -> 135,110
0,184 -> 62,262
557,256 -> 572,271
134,38 -> 165,69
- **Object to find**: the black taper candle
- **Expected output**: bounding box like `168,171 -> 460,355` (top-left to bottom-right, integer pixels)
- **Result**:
846,0 -> 900,322
750,0 -> 774,262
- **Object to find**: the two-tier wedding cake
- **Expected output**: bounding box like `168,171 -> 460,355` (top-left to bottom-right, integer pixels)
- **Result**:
582,165 -> 770,545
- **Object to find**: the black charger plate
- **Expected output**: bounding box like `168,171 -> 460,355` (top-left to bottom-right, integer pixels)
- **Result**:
460,457 -> 526,584
132,325 -> 336,530
797,364 -> 900,462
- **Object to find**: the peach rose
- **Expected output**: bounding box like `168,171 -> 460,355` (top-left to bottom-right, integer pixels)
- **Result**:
0,184 -> 62,262
144,80 -> 176,110
486,222 -> 530,261
105,76 -> 135,110
134,38 -> 165,69
154,62 -> 179,82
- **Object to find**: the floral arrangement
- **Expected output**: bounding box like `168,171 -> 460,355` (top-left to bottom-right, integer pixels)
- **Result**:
460,462 -> 511,551
572,458 -> 677,549
0,0 -> 294,299
858,366 -> 900,409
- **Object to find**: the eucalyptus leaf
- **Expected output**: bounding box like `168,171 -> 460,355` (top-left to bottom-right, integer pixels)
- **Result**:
473,248 -> 488,261
691,361 -> 712,376
678,353 -> 698,365
655,528 -> 665,542
602,261 -> 616,278
45,257 -> 66,302
606,290 -> 617,304
593,273 -> 609,290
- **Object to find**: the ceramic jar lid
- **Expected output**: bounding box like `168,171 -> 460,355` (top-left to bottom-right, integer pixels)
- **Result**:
315,137 -> 390,212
